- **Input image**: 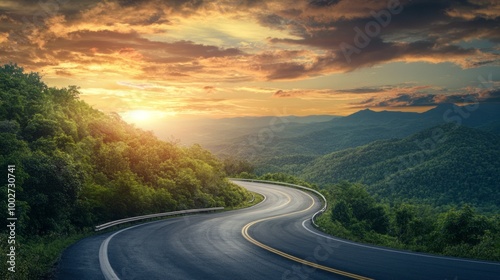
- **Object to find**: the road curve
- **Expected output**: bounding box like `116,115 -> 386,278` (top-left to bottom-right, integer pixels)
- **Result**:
56,181 -> 500,280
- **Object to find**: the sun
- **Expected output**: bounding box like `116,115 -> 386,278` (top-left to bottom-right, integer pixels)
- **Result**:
120,110 -> 177,125
128,110 -> 152,121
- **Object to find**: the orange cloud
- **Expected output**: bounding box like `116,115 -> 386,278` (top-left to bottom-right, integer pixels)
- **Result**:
0,0 -> 498,118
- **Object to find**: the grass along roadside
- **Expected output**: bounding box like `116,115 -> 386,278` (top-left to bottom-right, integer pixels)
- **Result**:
0,232 -> 93,280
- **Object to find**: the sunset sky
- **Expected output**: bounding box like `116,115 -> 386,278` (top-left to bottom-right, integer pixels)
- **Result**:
1,0 -> 499,126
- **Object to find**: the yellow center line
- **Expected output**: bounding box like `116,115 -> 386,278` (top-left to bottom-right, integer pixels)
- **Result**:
241,190 -> 374,280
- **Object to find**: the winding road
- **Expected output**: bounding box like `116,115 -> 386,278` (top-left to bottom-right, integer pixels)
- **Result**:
56,180 -> 500,280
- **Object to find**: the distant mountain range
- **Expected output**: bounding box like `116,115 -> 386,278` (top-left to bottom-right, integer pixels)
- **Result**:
197,103 -> 500,159
152,103 -> 500,210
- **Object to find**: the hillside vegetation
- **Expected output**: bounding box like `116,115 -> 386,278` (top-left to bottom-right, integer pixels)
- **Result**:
254,174 -> 500,262
317,181 -> 500,262
0,64 -> 250,279
195,103 -> 500,165
300,124 -> 500,211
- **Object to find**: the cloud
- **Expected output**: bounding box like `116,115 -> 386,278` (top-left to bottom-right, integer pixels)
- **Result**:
116,81 -> 158,89
476,89 -> 500,103
0,0 -> 500,82
55,69 -> 73,77
203,85 -> 216,94
272,85 -> 433,99
336,87 -> 387,94
355,93 -> 437,107
446,0 -> 500,20
272,88 -> 372,100
353,88 -> 500,108
43,30 -> 243,58
273,89 -> 295,98
261,0 -> 500,78
0,0 -> 498,84
271,84 -> 500,109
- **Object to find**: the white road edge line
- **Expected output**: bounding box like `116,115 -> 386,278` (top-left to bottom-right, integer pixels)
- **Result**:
99,188 -> 268,280
301,219 -> 500,266
237,180 -> 500,267
99,223 -> 146,280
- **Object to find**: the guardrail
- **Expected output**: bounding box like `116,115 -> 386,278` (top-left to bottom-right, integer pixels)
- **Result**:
95,207 -> 224,231
230,179 -> 327,228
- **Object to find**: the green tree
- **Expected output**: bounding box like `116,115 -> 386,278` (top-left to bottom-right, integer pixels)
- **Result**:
20,151 -> 83,235
439,205 -> 489,246
395,204 -> 415,243
331,200 -> 352,225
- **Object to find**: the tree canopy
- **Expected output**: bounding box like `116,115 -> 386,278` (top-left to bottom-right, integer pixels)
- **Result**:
0,63 -> 251,237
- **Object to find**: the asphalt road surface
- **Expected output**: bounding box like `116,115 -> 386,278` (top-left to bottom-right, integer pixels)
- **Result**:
56,180 -> 500,280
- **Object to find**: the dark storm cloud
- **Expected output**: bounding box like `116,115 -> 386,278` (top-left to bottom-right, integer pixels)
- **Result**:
308,0 -> 341,8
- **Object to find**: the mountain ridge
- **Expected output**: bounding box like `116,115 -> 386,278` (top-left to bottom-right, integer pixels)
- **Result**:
209,103 -> 500,159
299,123 -> 500,211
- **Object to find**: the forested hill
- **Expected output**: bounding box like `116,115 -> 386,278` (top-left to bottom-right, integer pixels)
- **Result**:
0,64 -> 250,237
301,124 -> 500,211
203,103 -> 500,162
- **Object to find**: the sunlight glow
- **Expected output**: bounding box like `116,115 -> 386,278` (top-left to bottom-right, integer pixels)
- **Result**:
120,110 -> 176,124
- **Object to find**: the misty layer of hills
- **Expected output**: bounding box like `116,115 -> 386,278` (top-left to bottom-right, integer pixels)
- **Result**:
206,103 -> 500,159
158,103 -> 500,211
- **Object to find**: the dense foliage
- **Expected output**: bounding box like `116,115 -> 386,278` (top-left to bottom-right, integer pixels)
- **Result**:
316,182 -> 500,261
257,172 -> 318,190
299,124 -> 500,212
0,64 -> 251,235
0,64 -> 251,278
